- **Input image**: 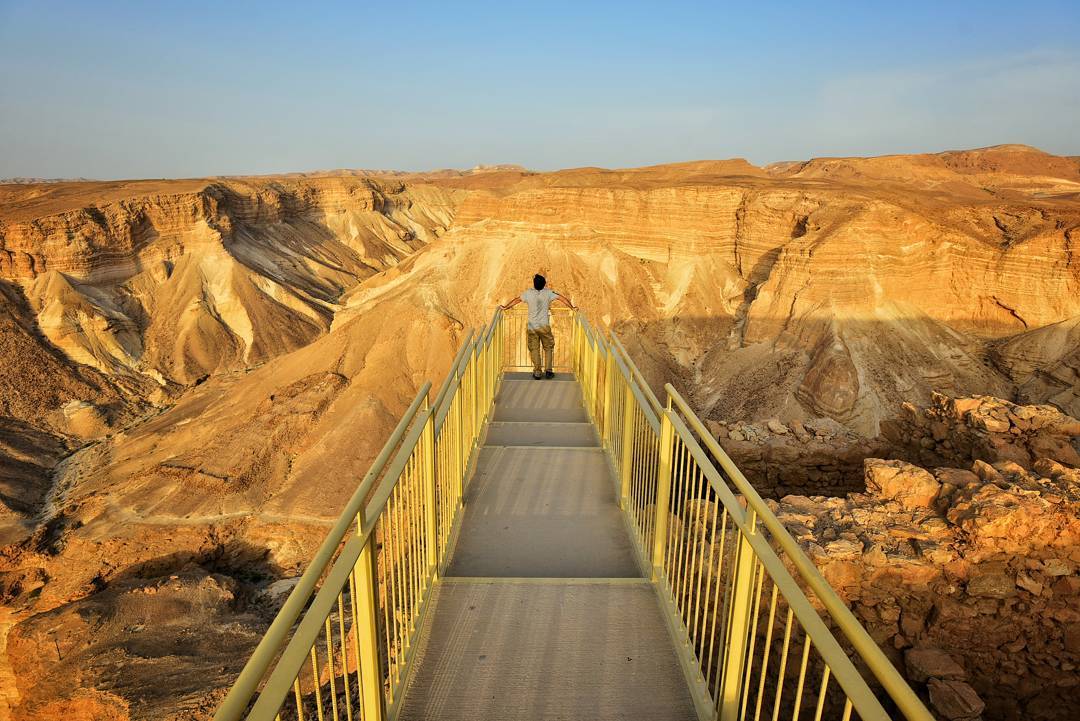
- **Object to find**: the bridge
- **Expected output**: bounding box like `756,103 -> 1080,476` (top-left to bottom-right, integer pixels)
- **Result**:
213,308 -> 934,721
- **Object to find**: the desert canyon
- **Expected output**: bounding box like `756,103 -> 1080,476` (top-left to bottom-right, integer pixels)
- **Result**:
0,144 -> 1078,720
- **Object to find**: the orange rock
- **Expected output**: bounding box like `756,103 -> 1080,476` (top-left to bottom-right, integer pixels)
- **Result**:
864,459 -> 941,510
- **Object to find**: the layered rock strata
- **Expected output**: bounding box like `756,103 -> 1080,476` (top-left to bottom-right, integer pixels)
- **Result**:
0,146 -> 1078,719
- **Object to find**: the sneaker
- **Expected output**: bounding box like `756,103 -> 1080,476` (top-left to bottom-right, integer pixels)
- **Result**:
545,370 -> 555,379
533,372 -> 542,380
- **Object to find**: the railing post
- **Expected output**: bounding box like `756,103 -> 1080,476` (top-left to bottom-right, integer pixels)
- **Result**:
354,534 -> 386,721
600,346 -> 614,446
453,389 -> 464,500
470,344 -> 480,439
485,332 -> 493,410
590,339 -> 600,418
718,512 -> 760,721
422,400 -> 438,572
650,401 -> 675,582
618,380 -> 635,509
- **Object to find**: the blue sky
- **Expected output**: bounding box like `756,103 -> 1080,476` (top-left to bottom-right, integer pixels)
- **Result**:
1,1 -> 1078,179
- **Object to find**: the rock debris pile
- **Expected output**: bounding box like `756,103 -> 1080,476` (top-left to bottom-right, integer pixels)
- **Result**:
884,393 -> 1080,471
707,417 -> 892,497
768,421 -> 1080,719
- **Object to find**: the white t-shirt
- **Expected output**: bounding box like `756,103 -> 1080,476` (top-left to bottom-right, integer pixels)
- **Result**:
521,288 -> 557,330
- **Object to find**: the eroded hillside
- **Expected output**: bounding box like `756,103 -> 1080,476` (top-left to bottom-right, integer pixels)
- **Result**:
0,146 -> 1078,719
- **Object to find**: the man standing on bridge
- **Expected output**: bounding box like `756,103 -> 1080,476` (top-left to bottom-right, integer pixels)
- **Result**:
499,274 -> 577,380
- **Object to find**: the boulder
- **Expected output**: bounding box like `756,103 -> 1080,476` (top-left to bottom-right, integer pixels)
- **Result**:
766,418 -> 789,435
1029,436 -> 1080,467
904,648 -> 967,682
1064,623 -> 1080,654
933,467 -> 980,489
927,679 -> 986,720
966,570 -> 1016,599
864,459 -> 941,510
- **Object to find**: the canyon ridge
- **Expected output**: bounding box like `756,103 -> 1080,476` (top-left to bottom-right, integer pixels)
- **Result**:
0,144 -> 1078,720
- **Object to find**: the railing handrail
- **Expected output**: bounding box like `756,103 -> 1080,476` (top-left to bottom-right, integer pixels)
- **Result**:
663,383 -> 934,721
245,534 -> 368,718
609,343 -> 661,435
609,331 -> 664,416
662,408 -> 893,719
574,313 -> 933,721
432,328 -> 475,421
217,305 -> 932,721
211,380 -> 432,721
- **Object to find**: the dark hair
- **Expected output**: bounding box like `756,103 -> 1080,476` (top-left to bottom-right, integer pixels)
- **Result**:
533,274 -> 546,290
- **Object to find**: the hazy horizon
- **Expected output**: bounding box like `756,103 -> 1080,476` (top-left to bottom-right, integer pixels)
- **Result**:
2,0 -> 1079,180
2,142 -> 1075,185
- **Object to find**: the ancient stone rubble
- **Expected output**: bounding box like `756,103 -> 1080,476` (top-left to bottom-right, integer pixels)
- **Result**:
766,407 -> 1080,719
883,392 -> 1080,471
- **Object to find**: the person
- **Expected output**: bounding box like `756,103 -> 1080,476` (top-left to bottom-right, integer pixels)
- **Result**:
499,274 -> 576,379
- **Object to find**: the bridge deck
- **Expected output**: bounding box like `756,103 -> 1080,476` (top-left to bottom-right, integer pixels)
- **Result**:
397,373 -> 697,721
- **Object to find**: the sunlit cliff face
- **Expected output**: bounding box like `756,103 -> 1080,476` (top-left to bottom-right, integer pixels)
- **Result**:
0,146 -> 1077,719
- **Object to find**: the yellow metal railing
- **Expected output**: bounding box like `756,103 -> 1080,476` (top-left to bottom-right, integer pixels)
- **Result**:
213,310 -> 505,721
501,304 -> 575,371
571,315 -> 934,721
216,305 -> 932,721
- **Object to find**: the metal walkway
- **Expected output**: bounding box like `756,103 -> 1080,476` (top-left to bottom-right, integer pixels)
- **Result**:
214,308 -> 935,721
397,372 -> 696,720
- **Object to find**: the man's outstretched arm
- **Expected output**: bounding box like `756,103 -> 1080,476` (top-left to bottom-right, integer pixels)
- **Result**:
499,297 -> 523,310
555,293 -> 577,310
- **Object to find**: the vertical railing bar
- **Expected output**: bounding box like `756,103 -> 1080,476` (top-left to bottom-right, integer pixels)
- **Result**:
667,438 -> 687,588
337,594 -> 354,721
325,617 -> 340,721
791,635 -> 812,721
402,463 -> 417,665
391,481 -> 407,687
402,459 -> 414,640
678,444 -> 696,618
387,485 -> 403,692
347,572 -> 363,719
646,420 -> 657,551
752,584 -> 780,721
739,561 -> 766,721
692,476 -> 719,650
377,521 -> 393,703
310,646 -> 324,721
706,511 -> 730,692
678,453 -> 704,626
651,405 -> 675,582
354,536 -> 385,721
812,665 -> 831,721
719,514 -> 760,721
294,677 -> 306,721
770,608 -> 795,721
424,410 -> 438,574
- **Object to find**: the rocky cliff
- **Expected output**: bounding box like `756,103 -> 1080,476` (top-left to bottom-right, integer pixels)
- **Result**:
0,146 -> 1078,719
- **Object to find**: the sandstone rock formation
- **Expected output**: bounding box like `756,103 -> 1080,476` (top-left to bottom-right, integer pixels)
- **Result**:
0,145 -> 1078,719
770,451 -> 1080,719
